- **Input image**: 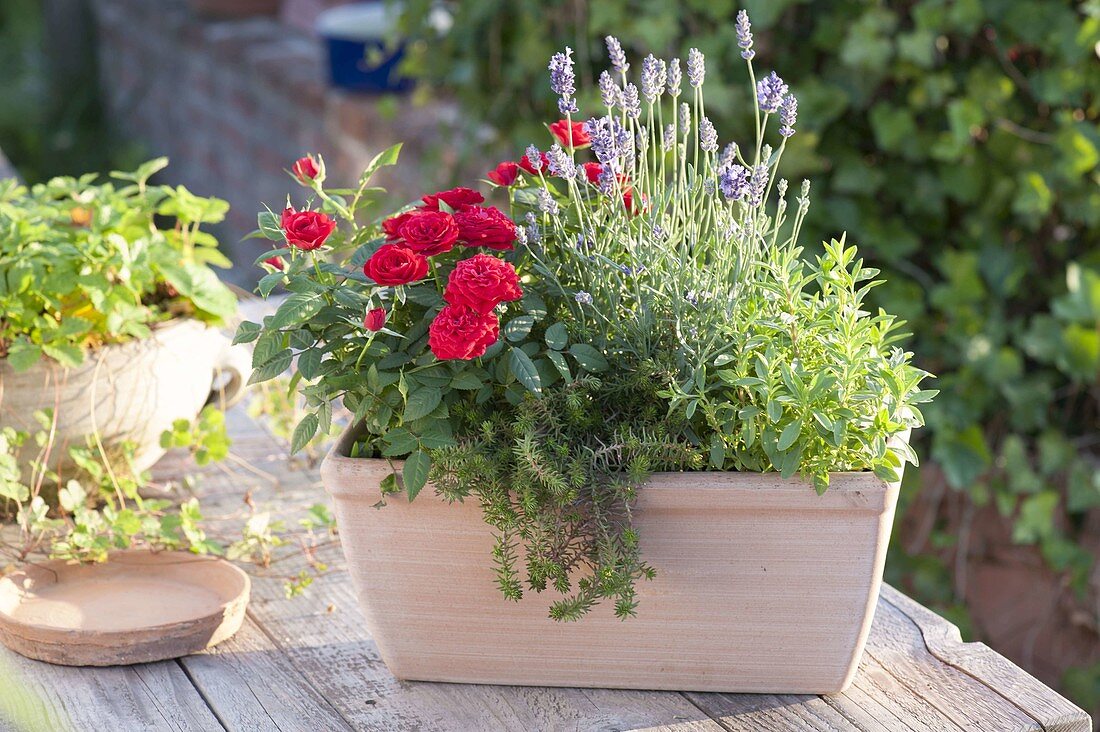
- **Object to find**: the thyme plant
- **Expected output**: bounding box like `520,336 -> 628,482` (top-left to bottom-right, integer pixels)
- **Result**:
243,11 -> 934,621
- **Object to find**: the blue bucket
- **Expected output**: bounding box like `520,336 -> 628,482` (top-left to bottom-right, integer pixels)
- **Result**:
317,3 -> 413,93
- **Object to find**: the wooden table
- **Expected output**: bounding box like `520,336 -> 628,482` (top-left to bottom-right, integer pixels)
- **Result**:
0,404 -> 1092,732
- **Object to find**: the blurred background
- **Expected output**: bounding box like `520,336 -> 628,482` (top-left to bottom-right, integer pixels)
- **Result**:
1,0 -> 1098,713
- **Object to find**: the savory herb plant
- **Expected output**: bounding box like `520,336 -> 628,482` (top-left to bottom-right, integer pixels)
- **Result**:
242,12 -> 934,620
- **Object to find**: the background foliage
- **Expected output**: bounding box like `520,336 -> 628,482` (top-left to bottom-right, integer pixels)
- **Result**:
400,0 -> 1100,704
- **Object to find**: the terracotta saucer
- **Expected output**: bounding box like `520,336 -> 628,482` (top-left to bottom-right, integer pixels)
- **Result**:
0,550 -> 250,666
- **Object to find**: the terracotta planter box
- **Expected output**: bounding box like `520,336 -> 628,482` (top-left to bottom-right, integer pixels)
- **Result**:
321,425 -> 904,694
0,319 -> 249,476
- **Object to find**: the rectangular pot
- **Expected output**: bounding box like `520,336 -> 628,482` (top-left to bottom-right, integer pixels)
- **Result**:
321,424 -> 902,694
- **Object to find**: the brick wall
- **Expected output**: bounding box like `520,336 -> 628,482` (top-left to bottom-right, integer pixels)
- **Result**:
90,0 -> 472,287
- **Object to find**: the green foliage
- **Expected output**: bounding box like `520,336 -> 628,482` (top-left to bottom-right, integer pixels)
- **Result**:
160,405 -> 231,466
0,159 -> 236,371
400,0 -> 1100,640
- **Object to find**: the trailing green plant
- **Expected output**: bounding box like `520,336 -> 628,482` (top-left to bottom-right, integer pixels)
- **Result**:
0,157 -> 236,371
243,20 -> 932,621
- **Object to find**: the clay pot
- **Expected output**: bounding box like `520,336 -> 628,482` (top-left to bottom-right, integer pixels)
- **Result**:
321,424 -> 906,694
0,319 -> 250,477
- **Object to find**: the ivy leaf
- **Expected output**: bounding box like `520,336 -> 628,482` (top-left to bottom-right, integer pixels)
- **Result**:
291,413 -> 319,454
269,292 -> 326,330
568,343 -> 608,372
403,388 -> 442,422
402,450 -> 431,501
509,347 -> 541,394
544,322 -> 568,350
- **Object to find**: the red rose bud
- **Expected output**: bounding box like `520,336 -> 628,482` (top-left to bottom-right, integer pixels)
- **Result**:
488,161 -> 520,187
364,308 -> 387,332
364,243 -> 429,285
398,209 -> 460,256
428,304 -> 500,360
518,150 -> 552,175
292,155 -> 320,183
549,119 -> 592,149
453,206 -> 517,251
281,206 -> 336,250
443,253 -> 523,314
382,210 -> 414,240
263,255 -> 286,271
421,187 -> 484,212
582,162 -> 603,184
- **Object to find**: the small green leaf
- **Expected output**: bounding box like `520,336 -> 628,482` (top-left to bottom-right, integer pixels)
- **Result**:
402,450 -> 430,501
291,413 -> 319,454
778,418 -> 802,451
569,343 -> 608,372
403,388 -> 442,422
257,210 -> 283,240
6,342 -> 43,371
232,321 -> 262,344
269,292 -> 326,330
544,322 -> 568,350
42,342 -> 85,368
297,348 -> 322,380
504,315 -> 536,342
509,347 -> 542,393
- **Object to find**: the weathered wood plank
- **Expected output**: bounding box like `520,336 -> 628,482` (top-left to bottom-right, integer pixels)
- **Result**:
243,544 -> 723,732
862,591 -> 1041,731
0,650 -> 222,732
879,585 -> 1092,732
178,614 -> 352,732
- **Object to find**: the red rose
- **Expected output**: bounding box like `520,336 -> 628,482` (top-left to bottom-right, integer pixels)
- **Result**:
443,253 -> 523,314
488,161 -> 520,187
281,206 -> 336,251
397,209 -> 459,256
263,255 -> 286,271
364,243 -> 429,285
382,210 -> 414,240
454,206 -> 517,250
364,308 -> 387,332
582,162 -> 603,184
549,119 -> 591,149
429,304 -> 500,360
292,155 -> 319,183
518,151 -> 551,175
421,187 -> 484,212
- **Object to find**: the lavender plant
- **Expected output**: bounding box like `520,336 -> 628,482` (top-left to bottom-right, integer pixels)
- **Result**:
433,13 -> 934,618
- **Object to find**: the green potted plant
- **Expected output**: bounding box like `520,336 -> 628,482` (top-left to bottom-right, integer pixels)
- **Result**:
242,13 -> 935,694
0,158 -> 247,480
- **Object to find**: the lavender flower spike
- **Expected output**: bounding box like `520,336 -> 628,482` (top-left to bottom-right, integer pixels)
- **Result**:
687,48 -> 705,88
718,164 -> 749,201
525,144 -> 543,173
719,142 -> 738,168
537,187 -> 559,216
756,71 -> 789,114
549,48 -> 578,115
605,36 -> 629,74
547,144 -> 575,178
679,103 -> 691,136
667,58 -> 682,97
748,164 -> 769,206
598,70 -> 620,108
779,94 -> 798,137
638,55 -> 660,103
700,116 -> 718,153
662,123 -> 675,151
575,291 -> 594,305
736,10 -> 755,60
622,83 -> 641,119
